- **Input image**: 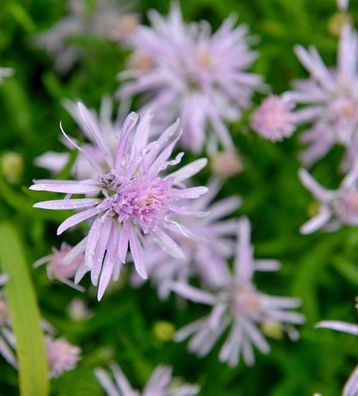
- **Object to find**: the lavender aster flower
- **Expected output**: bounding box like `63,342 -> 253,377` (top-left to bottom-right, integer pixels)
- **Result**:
315,300 -> 358,396
299,164 -> 358,234
33,242 -> 84,292
95,362 -> 199,396
289,25 -> 358,166
31,102 -> 208,300
172,218 -> 305,367
251,95 -> 297,141
118,4 -> 262,153
132,178 -> 240,299
33,0 -> 137,73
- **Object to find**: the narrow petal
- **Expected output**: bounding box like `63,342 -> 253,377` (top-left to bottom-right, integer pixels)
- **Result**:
129,226 -> 147,279
34,198 -> 100,210
57,207 -> 98,235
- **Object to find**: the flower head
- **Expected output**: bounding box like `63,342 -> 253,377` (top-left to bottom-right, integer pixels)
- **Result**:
33,242 -> 84,291
251,95 -> 297,141
31,102 -> 208,300
299,165 -> 358,233
118,4 -> 262,153
172,218 -> 305,367
289,25 -> 358,166
46,337 -> 80,378
210,150 -> 243,178
131,179 -> 240,299
95,362 -> 199,396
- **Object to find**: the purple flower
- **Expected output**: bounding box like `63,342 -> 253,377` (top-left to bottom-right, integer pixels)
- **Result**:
118,4 -> 262,153
299,165 -> 358,234
251,95 -> 297,141
33,242 -> 84,292
33,0 -> 137,73
172,218 -> 305,367
31,102 -> 208,300
46,337 -> 80,378
95,362 -> 199,396
315,300 -> 358,396
131,178 -> 241,299
288,25 -> 358,167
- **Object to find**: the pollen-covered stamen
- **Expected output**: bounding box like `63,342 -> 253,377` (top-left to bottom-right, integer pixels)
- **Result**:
113,178 -> 172,231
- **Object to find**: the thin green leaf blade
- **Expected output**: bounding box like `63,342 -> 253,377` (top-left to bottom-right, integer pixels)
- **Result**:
0,222 -> 49,396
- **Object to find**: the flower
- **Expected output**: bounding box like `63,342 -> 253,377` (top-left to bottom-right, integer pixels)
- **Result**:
33,0 -> 137,73
46,337 -> 80,378
118,3 -> 262,153
315,300 -> 358,396
288,25 -> 358,167
36,97 -> 123,179
33,242 -> 84,291
131,178 -> 240,299
251,95 -> 297,141
299,165 -> 358,234
31,102 -> 208,300
95,362 -> 199,396
172,217 -> 305,367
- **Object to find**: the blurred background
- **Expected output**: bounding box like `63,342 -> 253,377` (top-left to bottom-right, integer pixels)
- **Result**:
0,0 -> 357,395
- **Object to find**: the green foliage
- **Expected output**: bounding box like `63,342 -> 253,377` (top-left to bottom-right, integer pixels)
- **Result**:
0,0 -> 357,395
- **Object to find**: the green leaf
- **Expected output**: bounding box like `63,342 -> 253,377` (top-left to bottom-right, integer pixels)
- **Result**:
0,222 -> 49,396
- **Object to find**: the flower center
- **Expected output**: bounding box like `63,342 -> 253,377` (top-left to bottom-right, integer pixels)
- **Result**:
98,173 -> 170,231
233,286 -> 261,318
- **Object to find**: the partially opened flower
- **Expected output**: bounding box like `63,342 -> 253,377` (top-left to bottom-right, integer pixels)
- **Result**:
95,362 -> 199,396
31,102 -> 208,300
33,242 -> 84,291
299,164 -> 358,234
172,218 -> 305,367
132,178 -> 240,299
118,3 -> 262,153
288,25 -> 358,166
251,95 -> 297,141
33,0 -> 137,73
315,300 -> 358,396
46,337 -> 80,378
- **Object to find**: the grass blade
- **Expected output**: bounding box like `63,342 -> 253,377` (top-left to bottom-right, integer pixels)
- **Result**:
0,222 -> 49,396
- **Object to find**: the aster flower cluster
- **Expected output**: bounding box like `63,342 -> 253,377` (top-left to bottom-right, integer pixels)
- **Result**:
10,0 -> 354,392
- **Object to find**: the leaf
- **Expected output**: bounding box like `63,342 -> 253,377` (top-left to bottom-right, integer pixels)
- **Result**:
0,222 -> 49,396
